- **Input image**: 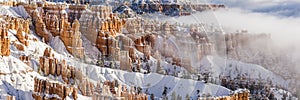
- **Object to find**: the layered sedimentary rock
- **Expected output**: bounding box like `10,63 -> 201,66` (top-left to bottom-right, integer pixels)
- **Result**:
3,16 -> 30,33
42,3 -> 66,16
197,89 -> 249,100
94,11 -> 125,60
44,13 -> 61,37
0,1 -> 19,6
19,55 -> 31,66
133,34 -> 156,60
1,16 -> 30,52
95,29 -> 120,60
60,19 -> 84,58
16,25 -> 29,46
184,4 -> 225,11
33,77 -> 78,100
224,32 -> 271,60
0,21 -> 10,56
78,78 -> 94,96
23,3 -> 85,58
92,80 -> 148,100
34,14 -> 51,42
23,3 -> 38,16
79,5 -> 123,43
39,48 -> 77,84
129,2 -> 225,16
68,5 -> 87,23
119,51 -> 132,71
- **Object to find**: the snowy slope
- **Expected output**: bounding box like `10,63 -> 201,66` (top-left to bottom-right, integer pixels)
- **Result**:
0,21 -> 233,99
85,65 -> 232,99
198,56 -> 288,88
0,4 -> 297,100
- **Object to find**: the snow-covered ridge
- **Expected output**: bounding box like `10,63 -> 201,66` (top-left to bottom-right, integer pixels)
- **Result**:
0,3 -> 298,100
85,65 -> 231,99
0,12 -> 232,99
198,56 -> 288,88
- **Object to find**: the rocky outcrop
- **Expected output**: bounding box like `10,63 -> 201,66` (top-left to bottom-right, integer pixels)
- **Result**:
60,19 -> 85,58
16,25 -> 29,46
198,89 -> 249,100
0,16 -> 31,54
24,3 -> 85,58
119,51 -> 132,71
78,78 -> 94,96
19,55 -> 31,66
44,13 -> 61,37
224,32 -> 271,60
2,95 -> 16,100
39,48 -> 77,84
42,3 -> 66,17
23,3 -> 38,16
34,14 -> 51,42
33,77 -> 78,100
68,5 -> 87,23
95,29 -> 120,60
92,80 -> 148,100
79,5 -> 124,43
94,12 -> 125,60
133,34 -> 156,60
184,4 -> 225,11
0,21 -> 10,56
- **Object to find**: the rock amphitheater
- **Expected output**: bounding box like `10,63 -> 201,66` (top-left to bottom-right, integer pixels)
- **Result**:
0,0 -> 296,100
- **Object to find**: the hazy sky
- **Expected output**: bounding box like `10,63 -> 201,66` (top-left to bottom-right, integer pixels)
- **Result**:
199,0 -> 300,46
207,0 -> 300,17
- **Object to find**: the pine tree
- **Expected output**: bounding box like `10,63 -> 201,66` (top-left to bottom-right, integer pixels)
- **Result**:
150,94 -> 155,100
162,86 -> 167,96
156,59 -> 161,73
185,94 -> 190,100
177,94 -> 182,100
171,92 -> 176,100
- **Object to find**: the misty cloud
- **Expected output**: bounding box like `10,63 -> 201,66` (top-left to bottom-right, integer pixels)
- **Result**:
212,8 -> 300,46
206,0 -> 300,17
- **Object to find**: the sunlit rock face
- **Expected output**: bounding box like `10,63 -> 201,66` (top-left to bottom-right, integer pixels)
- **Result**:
0,21 -> 10,56
0,15 -> 31,53
121,18 -> 217,72
60,19 -> 85,58
42,3 -> 67,36
35,15 -> 51,42
39,47 -> 79,84
92,80 -> 148,99
19,55 -> 31,66
79,5 -> 120,43
23,3 -> 86,58
75,5 -> 127,62
33,77 -> 78,100
68,5 -> 87,23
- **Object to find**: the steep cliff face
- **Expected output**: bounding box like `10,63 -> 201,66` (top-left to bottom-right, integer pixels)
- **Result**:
224,33 -> 272,60
94,14 -> 124,58
33,77 -> 78,100
0,18 -> 11,56
23,3 -> 85,58
0,1 -> 298,100
79,5 -> 114,43
60,19 -> 85,58
68,5 -> 87,23
33,12 -> 51,42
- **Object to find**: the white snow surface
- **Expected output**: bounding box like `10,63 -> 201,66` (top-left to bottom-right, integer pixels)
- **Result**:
1,24 -> 233,99
0,4 -> 297,100
85,66 -> 232,99
198,56 -> 288,88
